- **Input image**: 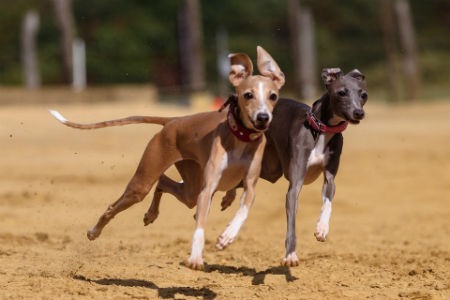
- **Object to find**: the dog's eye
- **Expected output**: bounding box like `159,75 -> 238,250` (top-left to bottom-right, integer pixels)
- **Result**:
269,93 -> 278,101
243,92 -> 253,100
337,90 -> 347,97
361,92 -> 368,102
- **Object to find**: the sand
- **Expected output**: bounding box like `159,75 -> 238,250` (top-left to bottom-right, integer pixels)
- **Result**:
1,94 -> 449,299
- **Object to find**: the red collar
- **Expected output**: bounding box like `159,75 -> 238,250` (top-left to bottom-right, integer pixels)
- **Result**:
219,95 -> 263,143
306,111 -> 348,134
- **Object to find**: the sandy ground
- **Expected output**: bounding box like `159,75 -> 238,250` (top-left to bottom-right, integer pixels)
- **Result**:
1,94 -> 449,299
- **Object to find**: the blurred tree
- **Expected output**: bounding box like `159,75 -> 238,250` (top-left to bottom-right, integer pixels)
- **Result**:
287,0 -> 301,95
288,0 -> 318,99
380,0 -> 401,102
395,0 -> 420,101
178,0 -> 205,92
52,0 -> 75,84
298,7 -> 318,99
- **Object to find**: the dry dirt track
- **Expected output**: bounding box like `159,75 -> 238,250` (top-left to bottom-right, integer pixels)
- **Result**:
1,95 -> 449,299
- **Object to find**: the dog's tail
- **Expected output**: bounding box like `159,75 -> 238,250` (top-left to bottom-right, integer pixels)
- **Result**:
49,110 -> 172,129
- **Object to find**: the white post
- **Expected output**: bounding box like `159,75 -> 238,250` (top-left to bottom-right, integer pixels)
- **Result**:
216,27 -> 229,97
21,10 -> 40,89
72,38 -> 86,91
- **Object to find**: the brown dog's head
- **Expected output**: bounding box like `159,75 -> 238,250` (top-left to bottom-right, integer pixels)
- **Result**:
228,46 -> 285,131
321,68 -> 368,125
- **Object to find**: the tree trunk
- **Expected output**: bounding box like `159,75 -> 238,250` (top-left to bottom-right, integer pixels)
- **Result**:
178,0 -> 205,92
288,1 -> 318,99
21,10 -> 40,89
380,0 -> 401,102
52,0 -> 75,84
287,0 -> 302,97
298,7 -> 318,99
394,0 -> 420,100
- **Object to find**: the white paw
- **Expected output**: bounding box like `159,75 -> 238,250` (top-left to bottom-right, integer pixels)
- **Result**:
185,256 -> 204,270
281,252 -> 299,267
216,226 -> 238,250
314,221 -> 329,242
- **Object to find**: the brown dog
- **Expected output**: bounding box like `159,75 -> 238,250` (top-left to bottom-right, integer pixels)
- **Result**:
50,46 -> 285,270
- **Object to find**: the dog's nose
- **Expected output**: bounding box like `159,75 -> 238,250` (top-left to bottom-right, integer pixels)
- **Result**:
353,109 -> 365,120
256,113 -> 270,123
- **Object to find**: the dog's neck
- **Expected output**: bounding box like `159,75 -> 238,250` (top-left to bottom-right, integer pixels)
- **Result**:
308,93 -> 348,134
220,95 -> 263,143
312,94 -> 331,123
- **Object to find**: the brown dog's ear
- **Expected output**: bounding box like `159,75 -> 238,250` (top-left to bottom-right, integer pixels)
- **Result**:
347,69 -> 365,81
321,68 -> 343,85
228,53 -> 253,87
257,46 -> 285,89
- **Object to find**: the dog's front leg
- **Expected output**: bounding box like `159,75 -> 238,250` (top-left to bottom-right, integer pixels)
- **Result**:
314,170 -> 335,242
282,147 -> 310,266
186,145 -> 226,270
186,188 -> 213,270
216,144 -> 263,250
314,134 -> 342,242
282,179 -> 304,266
216,183 -> 255,250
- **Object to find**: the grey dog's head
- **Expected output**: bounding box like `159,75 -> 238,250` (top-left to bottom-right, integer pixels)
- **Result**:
321,68 -> 368,124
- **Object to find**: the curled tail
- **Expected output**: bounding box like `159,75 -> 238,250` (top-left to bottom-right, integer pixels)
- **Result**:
49,110 -> 172,129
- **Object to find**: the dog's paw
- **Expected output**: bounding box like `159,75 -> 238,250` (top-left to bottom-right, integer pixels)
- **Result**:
216,224 -> 239,250
216,234 -> 235,250
184,257 -> 204,271
143,210 -> 159,226
281,252 -> 299,267
220,189 -> 237,211
86,228 -> 100,241
314,222 -> 329,242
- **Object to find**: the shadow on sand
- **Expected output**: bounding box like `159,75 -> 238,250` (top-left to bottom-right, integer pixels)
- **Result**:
73,264 -> 297,299
204,264 -> 298,285
73,275 -> 217,300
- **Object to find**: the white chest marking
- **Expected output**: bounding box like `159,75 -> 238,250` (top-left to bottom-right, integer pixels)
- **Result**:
226,143 -> 250,166
307,135 -> 326,168
307,134 -> 333,168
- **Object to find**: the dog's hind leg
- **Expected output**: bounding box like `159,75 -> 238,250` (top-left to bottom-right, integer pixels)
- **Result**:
220,188 -> 237,211
87,132 -> 180,240
143,160 -> 202,225
143,180 -> 164,226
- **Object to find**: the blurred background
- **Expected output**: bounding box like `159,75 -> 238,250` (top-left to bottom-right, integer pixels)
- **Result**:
0,0 -> 448,104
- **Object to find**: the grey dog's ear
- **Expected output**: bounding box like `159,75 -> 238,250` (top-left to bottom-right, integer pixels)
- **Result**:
347,69 -> 365,82
321,68 -> 343,85
228,53 -> 254,87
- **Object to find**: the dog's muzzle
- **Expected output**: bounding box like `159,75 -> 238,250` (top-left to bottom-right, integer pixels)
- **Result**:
347,109 -> 365,124
252,112 -> 271,130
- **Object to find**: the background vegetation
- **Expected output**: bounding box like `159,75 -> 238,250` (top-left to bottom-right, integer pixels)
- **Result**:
0,0 -> 448,100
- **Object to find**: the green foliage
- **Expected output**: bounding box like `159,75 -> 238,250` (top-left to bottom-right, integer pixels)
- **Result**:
0,0 -> 448,98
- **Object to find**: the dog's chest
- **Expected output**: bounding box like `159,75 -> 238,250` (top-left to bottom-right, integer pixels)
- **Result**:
304,134 -> 333,184
307,134 -> 328,167
225,146 -> 253,172
217,146 -> 254,191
